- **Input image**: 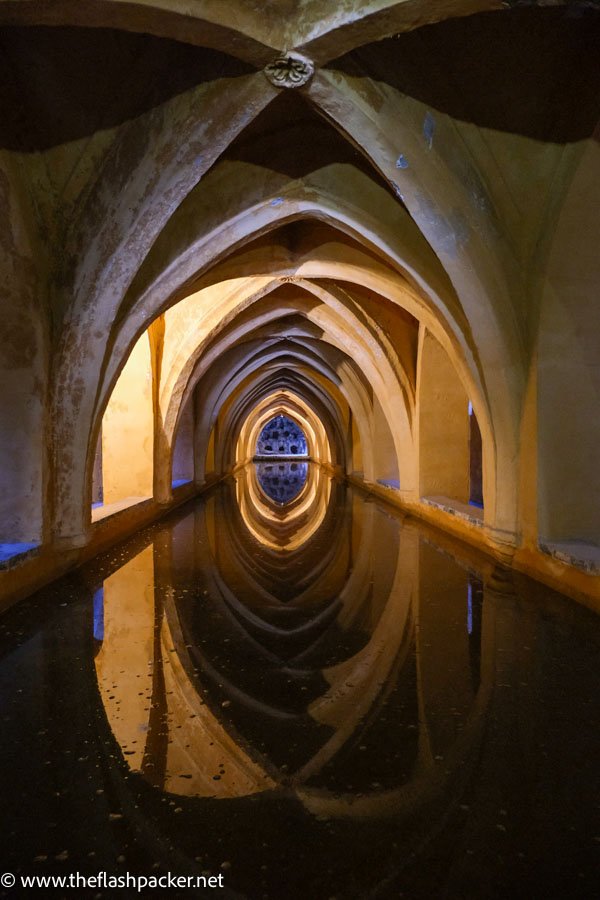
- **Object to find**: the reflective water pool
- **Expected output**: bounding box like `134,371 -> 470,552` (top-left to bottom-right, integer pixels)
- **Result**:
0,466 -> 598,898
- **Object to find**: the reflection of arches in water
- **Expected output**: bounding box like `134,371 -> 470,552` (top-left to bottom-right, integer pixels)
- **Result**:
92,469 -> 490,830
255,414 -> 308,457
168,476 -> 419,776
227,466 -> 348,601
256,461 -> 308,505
235,462 -> 333,553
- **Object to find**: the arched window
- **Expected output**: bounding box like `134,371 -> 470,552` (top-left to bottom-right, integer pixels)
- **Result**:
255,415 -> 308,457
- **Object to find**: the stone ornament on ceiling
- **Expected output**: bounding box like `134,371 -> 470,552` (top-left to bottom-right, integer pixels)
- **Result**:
264,52 -> 314,88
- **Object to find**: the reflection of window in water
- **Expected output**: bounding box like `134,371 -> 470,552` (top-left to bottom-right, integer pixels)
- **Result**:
467,575 -> 483,692
93,586 -> 104,653
255,415 -> 308,457
256,461 -> 309,505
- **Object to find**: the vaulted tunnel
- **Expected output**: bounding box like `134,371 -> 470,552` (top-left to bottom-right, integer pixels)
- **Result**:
0,4 -> 599,897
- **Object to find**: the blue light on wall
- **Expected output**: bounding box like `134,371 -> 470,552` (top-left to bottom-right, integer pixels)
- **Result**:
0,542 -> 39,566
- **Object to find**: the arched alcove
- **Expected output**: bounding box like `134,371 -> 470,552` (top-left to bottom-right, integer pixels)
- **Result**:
418,329 -> 471,505
92,331 -> 154,517
171,398 -> 195,489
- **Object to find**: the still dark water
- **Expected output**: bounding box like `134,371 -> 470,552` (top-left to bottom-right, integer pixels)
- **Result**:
0,466 -> 599,899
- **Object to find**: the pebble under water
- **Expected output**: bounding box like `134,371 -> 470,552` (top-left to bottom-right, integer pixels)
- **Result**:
0,464 -> 599,899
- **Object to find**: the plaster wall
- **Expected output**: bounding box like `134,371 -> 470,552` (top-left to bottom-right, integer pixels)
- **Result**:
372,393 -> 400,485
418,330 -> 470,503
537,140 -> 600,546
0,158 -> 47,544
172,399 -> 194,484
102,333 -> 154,505
0,346 -> 45,543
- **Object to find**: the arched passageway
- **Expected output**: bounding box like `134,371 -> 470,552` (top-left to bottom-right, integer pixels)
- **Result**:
1,1 -> 598,607
0,6 -> 600,899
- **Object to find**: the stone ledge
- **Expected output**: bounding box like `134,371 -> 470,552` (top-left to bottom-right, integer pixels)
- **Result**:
422,496 -> 484,528
91,496 -> 152,524
539,541 -> 600,575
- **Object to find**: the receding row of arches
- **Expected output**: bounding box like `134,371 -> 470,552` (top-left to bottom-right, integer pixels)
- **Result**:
0,3 -> 598,609
86,263 -> 485,536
